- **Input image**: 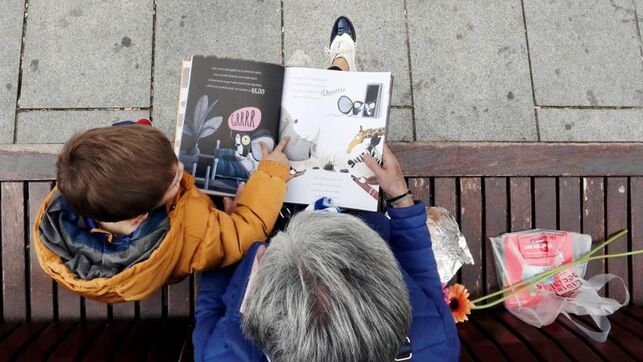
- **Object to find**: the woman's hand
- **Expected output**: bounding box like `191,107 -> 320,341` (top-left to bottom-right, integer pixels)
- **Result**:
260,136 -> 291,169
362,144 -> 413,208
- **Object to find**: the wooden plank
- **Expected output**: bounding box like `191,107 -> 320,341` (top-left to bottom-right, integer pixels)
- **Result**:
457,322 -> 507,361
147,319 -> 191,362
459,346 -> 475,362
14,321 -> 76,362
494,311 -> 572,361
632,177 -> 643,305
408,178 -> 430,205
0,322 -> 20,343
558,177 -> 581,233
471,312 -> 538,362
484,177 -> 507,294
605,178 -> 629,301
112,302 -> 136,319
113,320 -> 163,361
80,320 -> 134,362
540,321 -> 602,362
47,321 -> 105,362
0,144 -> 60,181
0,322 -> 49,360
609,310 -> 643,336
533,177 -> 557,229
84,298 -> 108,320
459,178 -> 483,297
621,306 -> 643,322
4,143 -> 643,180
168,279 -> 191,317
582,178 -> 606,290
28,182 -> 55,321
433,178 -> 456,215
389,142 -> 643,177
1,182 -> 27,321
57,285 -> 82,320
509,178 -> 532,232
557,315 -> 632,361
139,289 -> 163,319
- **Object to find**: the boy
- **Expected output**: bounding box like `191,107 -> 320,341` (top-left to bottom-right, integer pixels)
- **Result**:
33,124 -> 290,303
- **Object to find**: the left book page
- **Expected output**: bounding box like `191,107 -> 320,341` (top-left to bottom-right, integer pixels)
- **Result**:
174,56 -> 285,196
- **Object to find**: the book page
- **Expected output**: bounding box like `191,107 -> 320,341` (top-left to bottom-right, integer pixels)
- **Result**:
280,67 -> 392,211
176,56 -> 284,196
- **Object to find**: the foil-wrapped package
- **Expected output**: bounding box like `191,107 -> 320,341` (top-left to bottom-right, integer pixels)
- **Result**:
427,207 -> 474,283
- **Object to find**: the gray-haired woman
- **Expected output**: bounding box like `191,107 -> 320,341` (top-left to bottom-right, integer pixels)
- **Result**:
192,145 -> 460,361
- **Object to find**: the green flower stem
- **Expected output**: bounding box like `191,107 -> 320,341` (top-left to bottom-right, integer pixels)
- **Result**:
470,229 -> 629,309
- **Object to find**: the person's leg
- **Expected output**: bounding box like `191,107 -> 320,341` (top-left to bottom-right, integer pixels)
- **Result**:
327,16 -> 356,71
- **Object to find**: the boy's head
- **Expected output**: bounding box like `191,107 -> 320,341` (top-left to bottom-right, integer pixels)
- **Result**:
56,125 -> 182,222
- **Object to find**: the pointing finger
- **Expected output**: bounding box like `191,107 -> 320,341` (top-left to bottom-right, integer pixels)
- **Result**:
274,136 -> 290,153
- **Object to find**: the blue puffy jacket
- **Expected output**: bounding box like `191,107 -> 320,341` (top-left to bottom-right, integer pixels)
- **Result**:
193,201 -> 460,361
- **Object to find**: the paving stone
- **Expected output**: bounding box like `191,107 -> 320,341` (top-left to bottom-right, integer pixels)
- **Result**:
15,110 -> 150,144
407,0 -> 537,141
525,0 -> 643,106
0,1 -> 24,143
538,109 -> 643,141
283,1 -> 412,107
153,0 -> 281,141
387,108 -> 413,142
20,0 -> 152,108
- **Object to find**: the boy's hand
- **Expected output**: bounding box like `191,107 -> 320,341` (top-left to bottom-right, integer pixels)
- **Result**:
223,182 -> 245,214
260,136 -> 291,169
363,144 -> 413,207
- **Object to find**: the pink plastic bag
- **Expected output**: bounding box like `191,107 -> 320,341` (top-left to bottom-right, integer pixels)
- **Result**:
491,230 -> 629,342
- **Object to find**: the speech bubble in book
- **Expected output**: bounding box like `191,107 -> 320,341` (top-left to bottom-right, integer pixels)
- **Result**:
228,107 -> 262,131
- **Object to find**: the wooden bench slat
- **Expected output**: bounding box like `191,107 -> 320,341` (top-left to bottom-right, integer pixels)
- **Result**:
557,315 -> 632,361
57,285 -> 82,320
483,177 -> 507,295
622,306 -> 643,322
632,177 -> 643,304
509,177 -> 532,231
558,177 -> 581,233
606,178 -> 629,301
47,321 -> 106,361
408,178 -> 431,205
390,142 -> 643,177
460,178 -> 483,297
577,314 -> 643,358
493,311 -> 572,361
139,289 -> 164,319
609,310 -> 643,336
0,321 -> 49,360
146,319 -> 191,361
112,302 -> 137,319
168,279 -> 192,317
1,182 -> 27,321
28,182 -> 55,321
458,320 -> 508,361
459,345 -> 475,362
534,177 -> 557,229
539,321 -> 602,362
84,298 -> 108,320
0,322 -> 20,343
113,319 -> 163,362
472,312 -> 538,362
14,321 -> 76,362
434,178 -> 457,215
582,178 -> 606,294
80,320 -> 135,362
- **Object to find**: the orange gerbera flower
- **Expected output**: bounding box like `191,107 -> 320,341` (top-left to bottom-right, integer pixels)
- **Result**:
445,283 -> 474,323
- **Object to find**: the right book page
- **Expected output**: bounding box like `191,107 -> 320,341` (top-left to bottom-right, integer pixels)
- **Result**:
280,67 -> 392,211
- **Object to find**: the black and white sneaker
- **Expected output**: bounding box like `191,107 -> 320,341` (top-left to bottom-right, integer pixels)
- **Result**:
326,16 -> 357,71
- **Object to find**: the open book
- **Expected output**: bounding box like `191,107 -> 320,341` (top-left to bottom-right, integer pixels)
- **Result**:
174,56 -> 392,211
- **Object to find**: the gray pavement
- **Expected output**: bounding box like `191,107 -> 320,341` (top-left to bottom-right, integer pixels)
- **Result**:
1,0 -> 643,144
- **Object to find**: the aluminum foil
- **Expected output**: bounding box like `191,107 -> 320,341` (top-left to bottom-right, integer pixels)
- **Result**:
427,207 -> 474,283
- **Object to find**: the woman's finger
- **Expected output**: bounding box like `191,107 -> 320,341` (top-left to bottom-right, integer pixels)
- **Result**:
259,142 -> 269,157
362,153 -> 383,176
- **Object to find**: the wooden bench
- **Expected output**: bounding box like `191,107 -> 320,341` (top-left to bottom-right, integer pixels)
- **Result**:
1,142 -> 642,361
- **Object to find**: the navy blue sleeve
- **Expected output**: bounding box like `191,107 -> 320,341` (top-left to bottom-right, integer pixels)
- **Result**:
387,201 -> 443,298
193,265 -> 235,361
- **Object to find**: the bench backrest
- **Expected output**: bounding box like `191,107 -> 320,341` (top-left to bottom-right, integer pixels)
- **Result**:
1,142 -> 642,322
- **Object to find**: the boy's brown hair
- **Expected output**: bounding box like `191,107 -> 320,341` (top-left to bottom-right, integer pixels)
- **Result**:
56,125 -> 178,222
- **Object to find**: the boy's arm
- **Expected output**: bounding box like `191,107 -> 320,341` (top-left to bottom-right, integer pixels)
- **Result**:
185,160 -> 288,272
387,201 -> 443,298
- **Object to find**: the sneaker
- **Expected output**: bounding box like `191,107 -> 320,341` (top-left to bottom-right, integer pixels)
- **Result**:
326,17 -> 357,71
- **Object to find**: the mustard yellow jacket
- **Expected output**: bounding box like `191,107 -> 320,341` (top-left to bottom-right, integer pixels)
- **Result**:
33,160 -> 289,303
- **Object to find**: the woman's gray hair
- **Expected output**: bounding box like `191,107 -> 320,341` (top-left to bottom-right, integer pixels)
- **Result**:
242,211 -> 411,362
